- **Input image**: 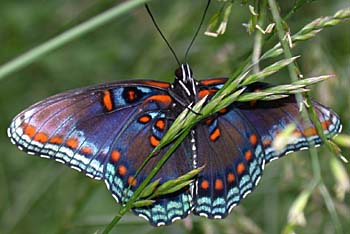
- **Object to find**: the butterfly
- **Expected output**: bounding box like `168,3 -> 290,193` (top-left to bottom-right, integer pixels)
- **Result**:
8,63 -> 341,226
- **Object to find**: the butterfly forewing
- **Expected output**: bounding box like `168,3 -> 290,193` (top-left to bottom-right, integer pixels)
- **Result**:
8,80 -> 171,178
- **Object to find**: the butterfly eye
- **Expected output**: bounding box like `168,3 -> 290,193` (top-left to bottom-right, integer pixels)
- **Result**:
174,64 -> 193,81
174,67 -> 183,79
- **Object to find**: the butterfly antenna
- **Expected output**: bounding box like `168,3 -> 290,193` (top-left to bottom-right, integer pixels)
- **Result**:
184,0 -> 211,61
145,4 -> 181,67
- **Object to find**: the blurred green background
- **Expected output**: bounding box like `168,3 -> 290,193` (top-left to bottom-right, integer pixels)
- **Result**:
0,0 -> 349,234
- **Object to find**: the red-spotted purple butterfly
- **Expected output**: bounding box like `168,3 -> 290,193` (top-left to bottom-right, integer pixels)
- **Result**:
8,63 -> 341,226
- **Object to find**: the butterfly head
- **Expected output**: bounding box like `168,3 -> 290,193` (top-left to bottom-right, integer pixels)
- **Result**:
173,63 -> 197,100
175,63 -> 193,83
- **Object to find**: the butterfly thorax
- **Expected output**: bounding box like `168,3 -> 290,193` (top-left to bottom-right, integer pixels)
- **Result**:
170,64 -> 199,108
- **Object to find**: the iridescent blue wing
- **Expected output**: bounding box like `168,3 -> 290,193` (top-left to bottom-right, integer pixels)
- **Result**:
8,80 -> 169,179
8,80 -> 193,226
8,76 -> 342,226
236,82 -> 342,163
192,79 -> 341,219
104,112 -> 194,226
193,110 -> 265,218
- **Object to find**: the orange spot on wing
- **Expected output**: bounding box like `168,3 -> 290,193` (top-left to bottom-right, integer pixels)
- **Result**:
249,134 -> 258,146
49,136 -> 63,144
146,95 -> 172,106
215,179 -> 223,190
245,150 -> 253,161
150,135 -> 160,147
218,108 -> 228,114
198,90 -> 209,99
304,127 -> 317,137
200,180 -> 209,190
128,176 -> 137,186
237,163 -> 245,175
118,165 -> 127,176
227,173 -> 235,183
155,119 -> 165,130
200,78 -> 226,86
138,115 -> 151,124
249,89 -> 261,107
322,120 -> 331,130
81,146 -> 93,155
66,138 -> 79,149
293,129 -> 302,137
111,150 -> 121,162
210,128 -> 221,141
24,124 -> 36,138
127,90 -> 136,101
250,100 -> 257,107
34,132 -> 48,143
139,81 -> 170,89
263,139 -> 271,147
205,118 -> 213,125
103,90 -> 113,111
321,121 -> 327,130
198,89 -> 217,99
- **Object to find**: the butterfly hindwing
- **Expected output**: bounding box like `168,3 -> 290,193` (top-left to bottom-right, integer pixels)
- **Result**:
130,143 -> 194,226
103,110 -> 194,226
192,108 -> 265,218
